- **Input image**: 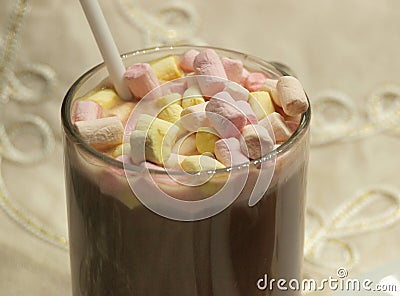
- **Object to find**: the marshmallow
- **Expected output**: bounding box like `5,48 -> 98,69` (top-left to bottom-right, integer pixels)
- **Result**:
185,75 -> 199,88
234,100 -> 258,124
135,114 -> 179,135
286,120 -> 299,132
172,134 -> 198,156
103,102 -> 135,123
74,116 -> 124,150
193,49 -> 228,97
241,68 -> 250,84
180,155 -> 225,173
156,93 -> 182,107
222,57 -> 243,83
212,91 -> 236,103
72,100 -> 102,122
214,137 -> 248,167
182,86 -> 205,108
97,168 -> 139,209
85,89 -> 119,109
164,153 -> 186,171
111,143 -> 131,158
124,63 -> 161,99
179,49 -> 199,73
248,91 -> 275,120
180,102 -> 211,132
163,81 -> 187,96
116,155 -> 134,166
196,127 -> 220,154
244,72 -> 268,92
274,105 -> 301,122
224,81 -> 250,101
158,104 -> 184,123
276,76 -> 308,116
129,130 -> 146,164
150,56 -> 182,82
140,161 -> 165,171
260,112 -> 292,143
133,115 -> 180,165
205,94 -> 247,138
262,79 -> 281,107
240,124 -> 274,159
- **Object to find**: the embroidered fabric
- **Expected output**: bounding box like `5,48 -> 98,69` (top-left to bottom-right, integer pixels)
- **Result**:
0,0 -> 399,282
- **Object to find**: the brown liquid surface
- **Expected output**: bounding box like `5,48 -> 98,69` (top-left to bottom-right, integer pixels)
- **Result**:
65,152 -> 306,296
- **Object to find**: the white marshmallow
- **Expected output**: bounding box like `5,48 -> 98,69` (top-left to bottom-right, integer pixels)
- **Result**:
180,102 -> 211,132
74,116 -> 124,150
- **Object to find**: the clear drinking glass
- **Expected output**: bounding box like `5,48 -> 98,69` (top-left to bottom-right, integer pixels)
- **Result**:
61,45 -> 311,296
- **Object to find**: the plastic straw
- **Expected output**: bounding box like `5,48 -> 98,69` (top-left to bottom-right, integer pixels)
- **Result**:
79,0 -> 132,100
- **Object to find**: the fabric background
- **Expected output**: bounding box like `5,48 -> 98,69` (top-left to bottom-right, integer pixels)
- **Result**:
0,0 -> 399,295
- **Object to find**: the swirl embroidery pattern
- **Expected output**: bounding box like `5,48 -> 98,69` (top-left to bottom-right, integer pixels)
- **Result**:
117,0 -> 204,46
0,0 -> 67,249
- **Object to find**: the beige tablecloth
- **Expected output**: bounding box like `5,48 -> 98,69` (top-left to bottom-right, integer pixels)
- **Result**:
1,0 -> 399,295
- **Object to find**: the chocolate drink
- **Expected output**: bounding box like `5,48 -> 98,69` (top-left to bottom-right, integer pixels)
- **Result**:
62,46 -> 311,296
65,141 -> 308,296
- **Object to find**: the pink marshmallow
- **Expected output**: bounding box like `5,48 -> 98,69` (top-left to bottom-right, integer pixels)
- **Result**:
116,155 -> 135,166
213,91 -> 236,104
222,57 -> 243,83
286,120 -> 299,132
235,100 -> 258,124
193,49 -> 228,97
244,72 -> 268,92
163,80 -> 187,95
179,49 -> 199,73
276,76 -> 309,116
72,100 -> 102,123
124,63 -> 161,99
240,125 -> 274,160
205,94 -> 247,138
263,79 -> 280,107
260,112 -> 292,143
214,138 -> 249,167
140,161 -> 166,171
241,68 -> 250,84
97,169 -> 124,194
224,82 -> 250,101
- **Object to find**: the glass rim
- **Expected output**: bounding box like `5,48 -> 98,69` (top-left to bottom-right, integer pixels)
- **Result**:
61,45 -> 311,175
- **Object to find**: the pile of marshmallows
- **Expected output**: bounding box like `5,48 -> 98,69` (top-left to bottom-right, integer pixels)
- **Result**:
73,48 -> 308,173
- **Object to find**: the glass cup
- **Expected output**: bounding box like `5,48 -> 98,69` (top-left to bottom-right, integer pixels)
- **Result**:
61,45 -> 311,296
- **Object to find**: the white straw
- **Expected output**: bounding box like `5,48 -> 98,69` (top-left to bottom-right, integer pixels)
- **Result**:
79,0 -> 132,101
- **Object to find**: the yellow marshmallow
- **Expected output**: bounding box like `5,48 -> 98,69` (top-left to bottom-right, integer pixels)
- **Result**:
182,86 -> 205,108
134,115 -> 180,165
111,143 -> 131,158
156,93 -> 182,107
248,91 -> 275,120
103,102 -> 135,123
158,104 -> 183,123
180,155 -> 225,173
85,89 -> 119,109
150,56 -> 183,82
164,153 -> 187,171
135,114 -> 170,132
196,127 -> 220,154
